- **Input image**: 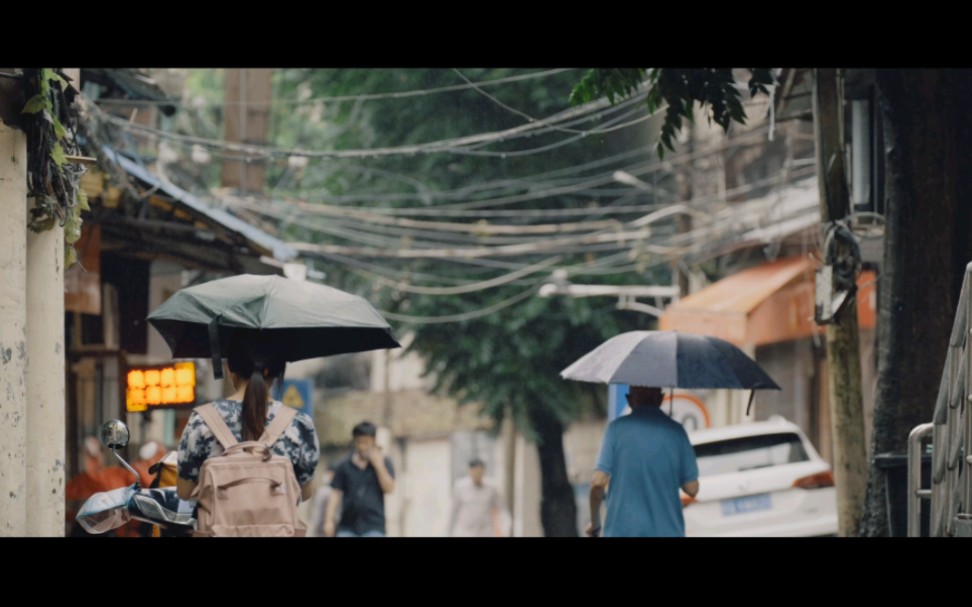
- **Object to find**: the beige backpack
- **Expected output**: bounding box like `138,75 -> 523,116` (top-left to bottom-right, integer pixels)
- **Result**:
191,403 -> 307,537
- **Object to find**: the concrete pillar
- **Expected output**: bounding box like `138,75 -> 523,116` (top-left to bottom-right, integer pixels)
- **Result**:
26,223 -> 65,535
502,416 -> 516,518
513,433 -> 543,537
0,124 -> 28,536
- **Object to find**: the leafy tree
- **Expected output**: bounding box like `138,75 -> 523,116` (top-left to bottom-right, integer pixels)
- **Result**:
571,68 -> 774,157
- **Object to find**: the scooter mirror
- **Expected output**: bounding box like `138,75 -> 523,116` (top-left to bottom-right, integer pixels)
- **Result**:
101,420 -> 130,451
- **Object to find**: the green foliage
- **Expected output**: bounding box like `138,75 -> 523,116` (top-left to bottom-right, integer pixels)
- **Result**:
569,69 -> 648,106
51,142 -> 67,166
22,94 -> 47,115
571,68 -> 776,158
20,68 -> 88,269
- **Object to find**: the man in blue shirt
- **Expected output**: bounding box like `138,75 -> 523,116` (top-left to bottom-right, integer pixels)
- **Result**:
587,386 -> 699,537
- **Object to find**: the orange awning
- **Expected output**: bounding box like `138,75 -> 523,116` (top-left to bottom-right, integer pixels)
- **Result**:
659,256 -> 876,347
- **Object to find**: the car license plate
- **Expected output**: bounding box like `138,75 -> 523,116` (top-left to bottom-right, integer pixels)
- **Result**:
721,493 -> 772,516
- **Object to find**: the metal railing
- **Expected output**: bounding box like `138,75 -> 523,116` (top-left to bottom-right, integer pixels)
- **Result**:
910,261 -> 972,536
907,423 -> 933,537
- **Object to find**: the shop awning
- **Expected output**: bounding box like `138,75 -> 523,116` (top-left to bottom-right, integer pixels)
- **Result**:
659,256 -> 877,347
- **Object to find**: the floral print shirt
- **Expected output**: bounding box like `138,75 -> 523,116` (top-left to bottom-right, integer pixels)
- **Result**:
177,399 -> 320,486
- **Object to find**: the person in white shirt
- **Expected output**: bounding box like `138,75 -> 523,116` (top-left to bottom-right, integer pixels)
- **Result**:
448,458 -> 505,537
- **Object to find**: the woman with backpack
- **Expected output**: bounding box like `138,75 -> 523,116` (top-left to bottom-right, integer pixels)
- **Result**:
175,338 -> 320,537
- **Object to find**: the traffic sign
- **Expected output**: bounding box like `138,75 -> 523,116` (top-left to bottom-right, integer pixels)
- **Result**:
275,379 -> 313,417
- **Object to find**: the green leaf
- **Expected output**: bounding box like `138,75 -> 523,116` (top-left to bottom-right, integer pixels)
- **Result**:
51,143 -> 67,167
21,94 -> 47,115
78,189 -> 90,212
64,245 -> 78,269
568,79 -> 592,106
38,69 -> 52,96
52,115 -> 67,139
50,72 -> 68,88
748,68 -> 776,97
64,206 -> 82,244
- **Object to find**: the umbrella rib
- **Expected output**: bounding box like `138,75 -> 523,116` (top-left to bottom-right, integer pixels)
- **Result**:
261,278 -> 273,332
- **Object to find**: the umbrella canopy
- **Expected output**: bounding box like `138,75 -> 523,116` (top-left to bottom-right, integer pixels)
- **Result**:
147,274 -> 400,377
560,330 -> 780,391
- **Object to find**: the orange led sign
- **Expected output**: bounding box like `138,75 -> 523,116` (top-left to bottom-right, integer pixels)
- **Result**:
126,362 -> 196,412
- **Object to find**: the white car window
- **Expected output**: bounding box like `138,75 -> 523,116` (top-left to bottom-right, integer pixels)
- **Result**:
693,432 -> 810,477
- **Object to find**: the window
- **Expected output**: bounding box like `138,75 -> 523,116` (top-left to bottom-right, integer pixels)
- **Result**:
693,432 -> 809,477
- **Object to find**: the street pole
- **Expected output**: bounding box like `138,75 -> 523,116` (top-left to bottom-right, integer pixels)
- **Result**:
812,68 -> 868,537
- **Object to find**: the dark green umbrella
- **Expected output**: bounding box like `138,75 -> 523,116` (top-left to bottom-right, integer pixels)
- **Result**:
147,274 -> 400,378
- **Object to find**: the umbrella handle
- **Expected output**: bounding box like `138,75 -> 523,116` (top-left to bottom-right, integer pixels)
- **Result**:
208,316 -> 223,380
744,381 -> 776,417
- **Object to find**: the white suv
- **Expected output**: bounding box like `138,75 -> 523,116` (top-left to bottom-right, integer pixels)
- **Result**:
683,416 -> 838,537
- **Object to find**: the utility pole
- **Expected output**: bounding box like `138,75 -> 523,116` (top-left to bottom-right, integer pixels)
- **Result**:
812,68 -> 868,537
675,116 -> 694,298
222,69 -> 273,194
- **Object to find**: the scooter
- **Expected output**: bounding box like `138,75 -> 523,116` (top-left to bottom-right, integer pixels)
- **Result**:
75,419 -> 196,536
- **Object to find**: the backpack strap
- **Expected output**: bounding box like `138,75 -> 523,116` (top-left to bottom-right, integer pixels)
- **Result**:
259,404 -> 298,449
195,403 -> 239,450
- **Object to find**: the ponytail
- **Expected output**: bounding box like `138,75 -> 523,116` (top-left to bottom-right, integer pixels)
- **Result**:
242,364 -> 269,442
227,334 -> 285,442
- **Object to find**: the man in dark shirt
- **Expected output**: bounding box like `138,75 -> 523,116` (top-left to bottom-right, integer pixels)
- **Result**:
323,421 -> 396,537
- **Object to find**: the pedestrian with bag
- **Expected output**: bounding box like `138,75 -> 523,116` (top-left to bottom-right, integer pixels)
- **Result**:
176,336 -> 320,537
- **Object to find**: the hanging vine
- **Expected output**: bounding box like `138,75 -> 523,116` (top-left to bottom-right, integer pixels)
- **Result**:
20,68 -> 88,268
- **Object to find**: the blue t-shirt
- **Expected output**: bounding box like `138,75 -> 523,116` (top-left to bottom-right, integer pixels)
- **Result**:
595,407 -> 699,537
